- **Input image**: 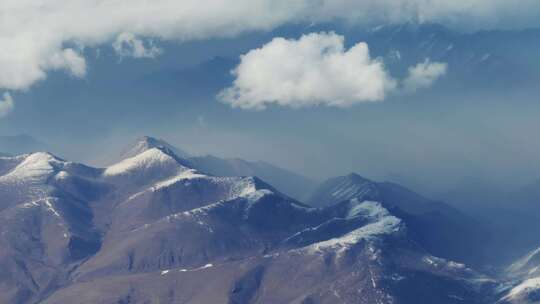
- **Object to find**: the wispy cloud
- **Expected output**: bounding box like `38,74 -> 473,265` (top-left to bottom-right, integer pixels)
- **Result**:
403,59 -> 448,93
0,93 -> 14,117
47,49 -> 87,78
113,33 -> 162,59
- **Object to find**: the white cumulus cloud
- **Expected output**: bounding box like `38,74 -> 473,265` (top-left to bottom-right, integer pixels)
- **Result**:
219,33 -> 448,110
219,32 -> 396,110
0,93 -> 15,117
403,59 -> 448,92
113,33 -> 162,59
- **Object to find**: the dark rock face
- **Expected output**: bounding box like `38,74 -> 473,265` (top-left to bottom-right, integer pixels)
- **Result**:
0,146 -> 499,304
229,265 -> 265,304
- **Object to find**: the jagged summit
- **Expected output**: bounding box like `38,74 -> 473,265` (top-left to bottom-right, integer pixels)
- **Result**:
306,172 -> 450,215
106,147 -> 186,176
0,152 -> 71,183
344,172 -> 373,182
120,136 -> 191,161
114,135 -> 316,200
306,173 -> 380,208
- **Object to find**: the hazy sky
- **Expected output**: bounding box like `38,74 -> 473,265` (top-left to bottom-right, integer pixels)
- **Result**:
1,1 -> 540,197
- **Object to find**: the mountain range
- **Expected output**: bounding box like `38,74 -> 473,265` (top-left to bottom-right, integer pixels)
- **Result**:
116,136 -> 317,201
2,136 -> 540,303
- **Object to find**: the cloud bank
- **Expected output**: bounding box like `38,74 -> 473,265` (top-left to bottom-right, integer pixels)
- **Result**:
219,33 -> 446,110
0,0 -> 539,92
0,0 -> 302,91
0,93 -> 14,117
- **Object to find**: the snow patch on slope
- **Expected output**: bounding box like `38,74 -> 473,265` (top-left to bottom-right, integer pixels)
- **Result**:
176,179 -> 269,218
228,176 -> 258,198
306,216 -> 401,253
130,176 -> 273,231
152,169 -> 206,190
0,154 -> 26,175
54,170 -> 70,180
19,197 -> 62,217
43,198 -> 61,217
347,199 -> 389,219
1,152 -> 60,183
104,148 -> 186,177
508,246 -> 540,274
421,256 -> 469,273
304,201 -> 402,254
503,277 -> 540,302
125,174 -> 260,206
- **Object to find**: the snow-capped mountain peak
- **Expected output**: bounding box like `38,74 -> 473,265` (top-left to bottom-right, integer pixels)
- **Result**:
104,147 -> 188,177
119,136 -> 191,161
0,152 -> 63,183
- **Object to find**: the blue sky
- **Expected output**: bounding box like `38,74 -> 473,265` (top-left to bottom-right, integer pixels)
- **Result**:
2,1 -> 540,197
